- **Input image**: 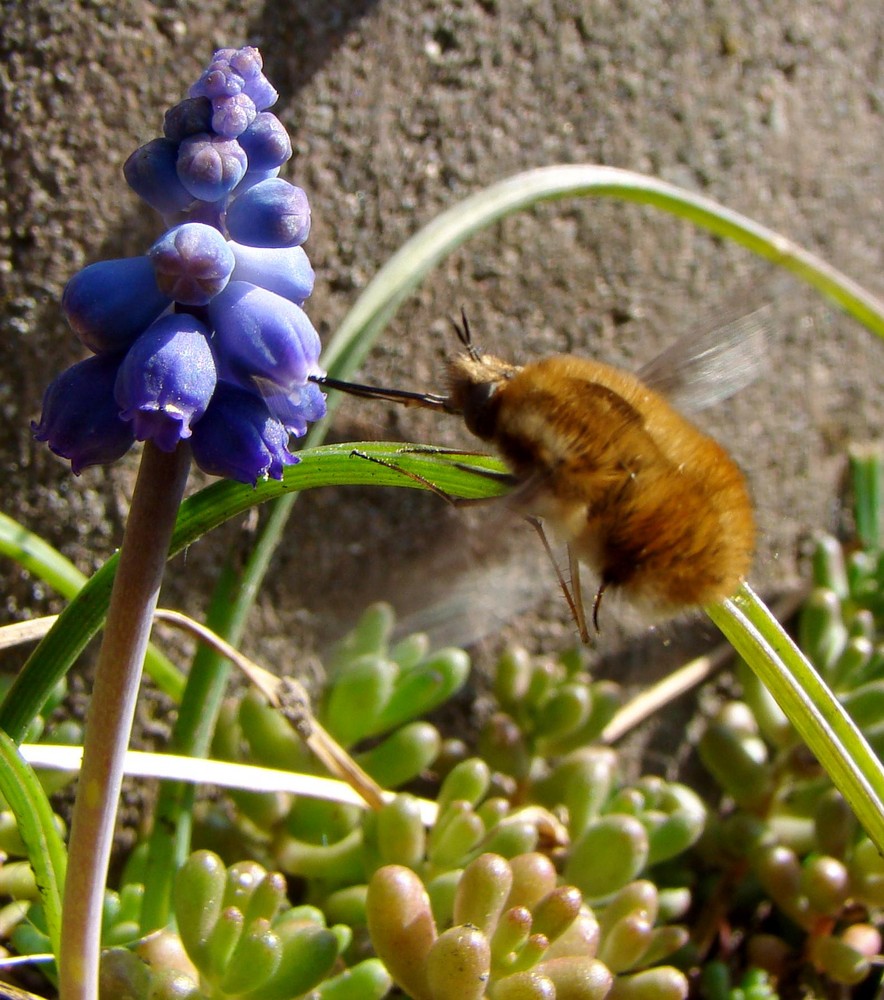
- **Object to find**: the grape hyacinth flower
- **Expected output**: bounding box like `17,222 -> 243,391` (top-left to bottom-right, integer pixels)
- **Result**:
38,47 -> 328,1000
34,44 -> 325,485
114,313 -> 217,452
32,353 -> 136,473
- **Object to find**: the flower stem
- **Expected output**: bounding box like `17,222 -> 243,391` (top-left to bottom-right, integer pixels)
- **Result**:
59,442 -> 191,1000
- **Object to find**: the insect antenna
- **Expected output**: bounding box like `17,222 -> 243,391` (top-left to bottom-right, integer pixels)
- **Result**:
312,309 -> 485,411
451,307 -> 483,363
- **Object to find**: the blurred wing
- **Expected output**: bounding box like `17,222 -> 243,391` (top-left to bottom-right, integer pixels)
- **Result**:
638,302 -> 774,413
393,553 -> 555,648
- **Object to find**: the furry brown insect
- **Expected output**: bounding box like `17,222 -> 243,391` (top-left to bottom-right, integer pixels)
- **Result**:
311,311 -> 760,640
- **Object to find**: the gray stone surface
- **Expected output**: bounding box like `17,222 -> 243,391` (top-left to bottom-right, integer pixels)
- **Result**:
2,1 -> 882,676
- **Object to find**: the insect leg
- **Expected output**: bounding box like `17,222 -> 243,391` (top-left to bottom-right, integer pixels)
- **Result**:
567,543 -> 591,641
592,581 -> 609,634
349,449 -> 502,508
525,516 -> 590,645
395,446 -> 517,490
397,443 -> 500,459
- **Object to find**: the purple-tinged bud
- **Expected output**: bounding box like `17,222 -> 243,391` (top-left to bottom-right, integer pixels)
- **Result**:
237,113 -> 292,171
189,61 -> 244,101
229,243 -> 314,305
190,382 -> 297,484
148,223 -> 235,305
263,381 -> 327,437
63,257 -> 171,354
243,76 -> 278,114
32,353 -> 135,474
226,178 -> 310,248
211,93 -> 257,139
176,133 -> 247,202
124,138 -> 195,215
209,281 -> 321,395
164,97 -> 214,141
225,47 -> 261,80
115,314 -> 216,452
227,47 -> 278,110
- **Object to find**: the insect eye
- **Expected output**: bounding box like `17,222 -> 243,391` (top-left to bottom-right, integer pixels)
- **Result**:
461,379 -> 500,439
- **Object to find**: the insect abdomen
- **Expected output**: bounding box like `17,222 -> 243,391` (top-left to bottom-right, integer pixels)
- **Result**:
488,354 -> 755,612
597,447 -> 755,610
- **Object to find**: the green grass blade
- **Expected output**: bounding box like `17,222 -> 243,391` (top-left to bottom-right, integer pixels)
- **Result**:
706,584 -> 884,850
0,729 -> 67,958
314,165 -> 884,403
0,512 -> 88,598
0,445 -> 507,742
0,513 -> 185,701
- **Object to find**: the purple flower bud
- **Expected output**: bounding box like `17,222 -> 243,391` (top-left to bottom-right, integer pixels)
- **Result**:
189,61 -> 244,101
124,138 -> 195,215
226,178 -> 311,248
229,242 -> 314,305
190,382 -> 296,484
224,46 -> 259,78
32,353 -> 135,474
176,133 -> 247,202
243,76 -> 279,115
115,314 -> 217,452
164,97 -> 213,141
263,380 -> 327,437
148,223 -> 235,305
227,47 -> 278,110
211,93 -> 257,139
63,257 -> 171,354
237,113 -> 292,171
209,281 -> 321,395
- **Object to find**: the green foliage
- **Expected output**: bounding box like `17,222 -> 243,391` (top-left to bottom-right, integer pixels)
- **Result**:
7,486 -> 884,996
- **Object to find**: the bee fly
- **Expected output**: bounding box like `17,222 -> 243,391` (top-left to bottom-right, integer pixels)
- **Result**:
310,308 -> 763,641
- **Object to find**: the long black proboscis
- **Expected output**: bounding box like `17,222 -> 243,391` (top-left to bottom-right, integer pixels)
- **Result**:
309,374 -> 454,412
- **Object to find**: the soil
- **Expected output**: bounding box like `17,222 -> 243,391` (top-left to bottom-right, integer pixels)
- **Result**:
1,1 -> 883,699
